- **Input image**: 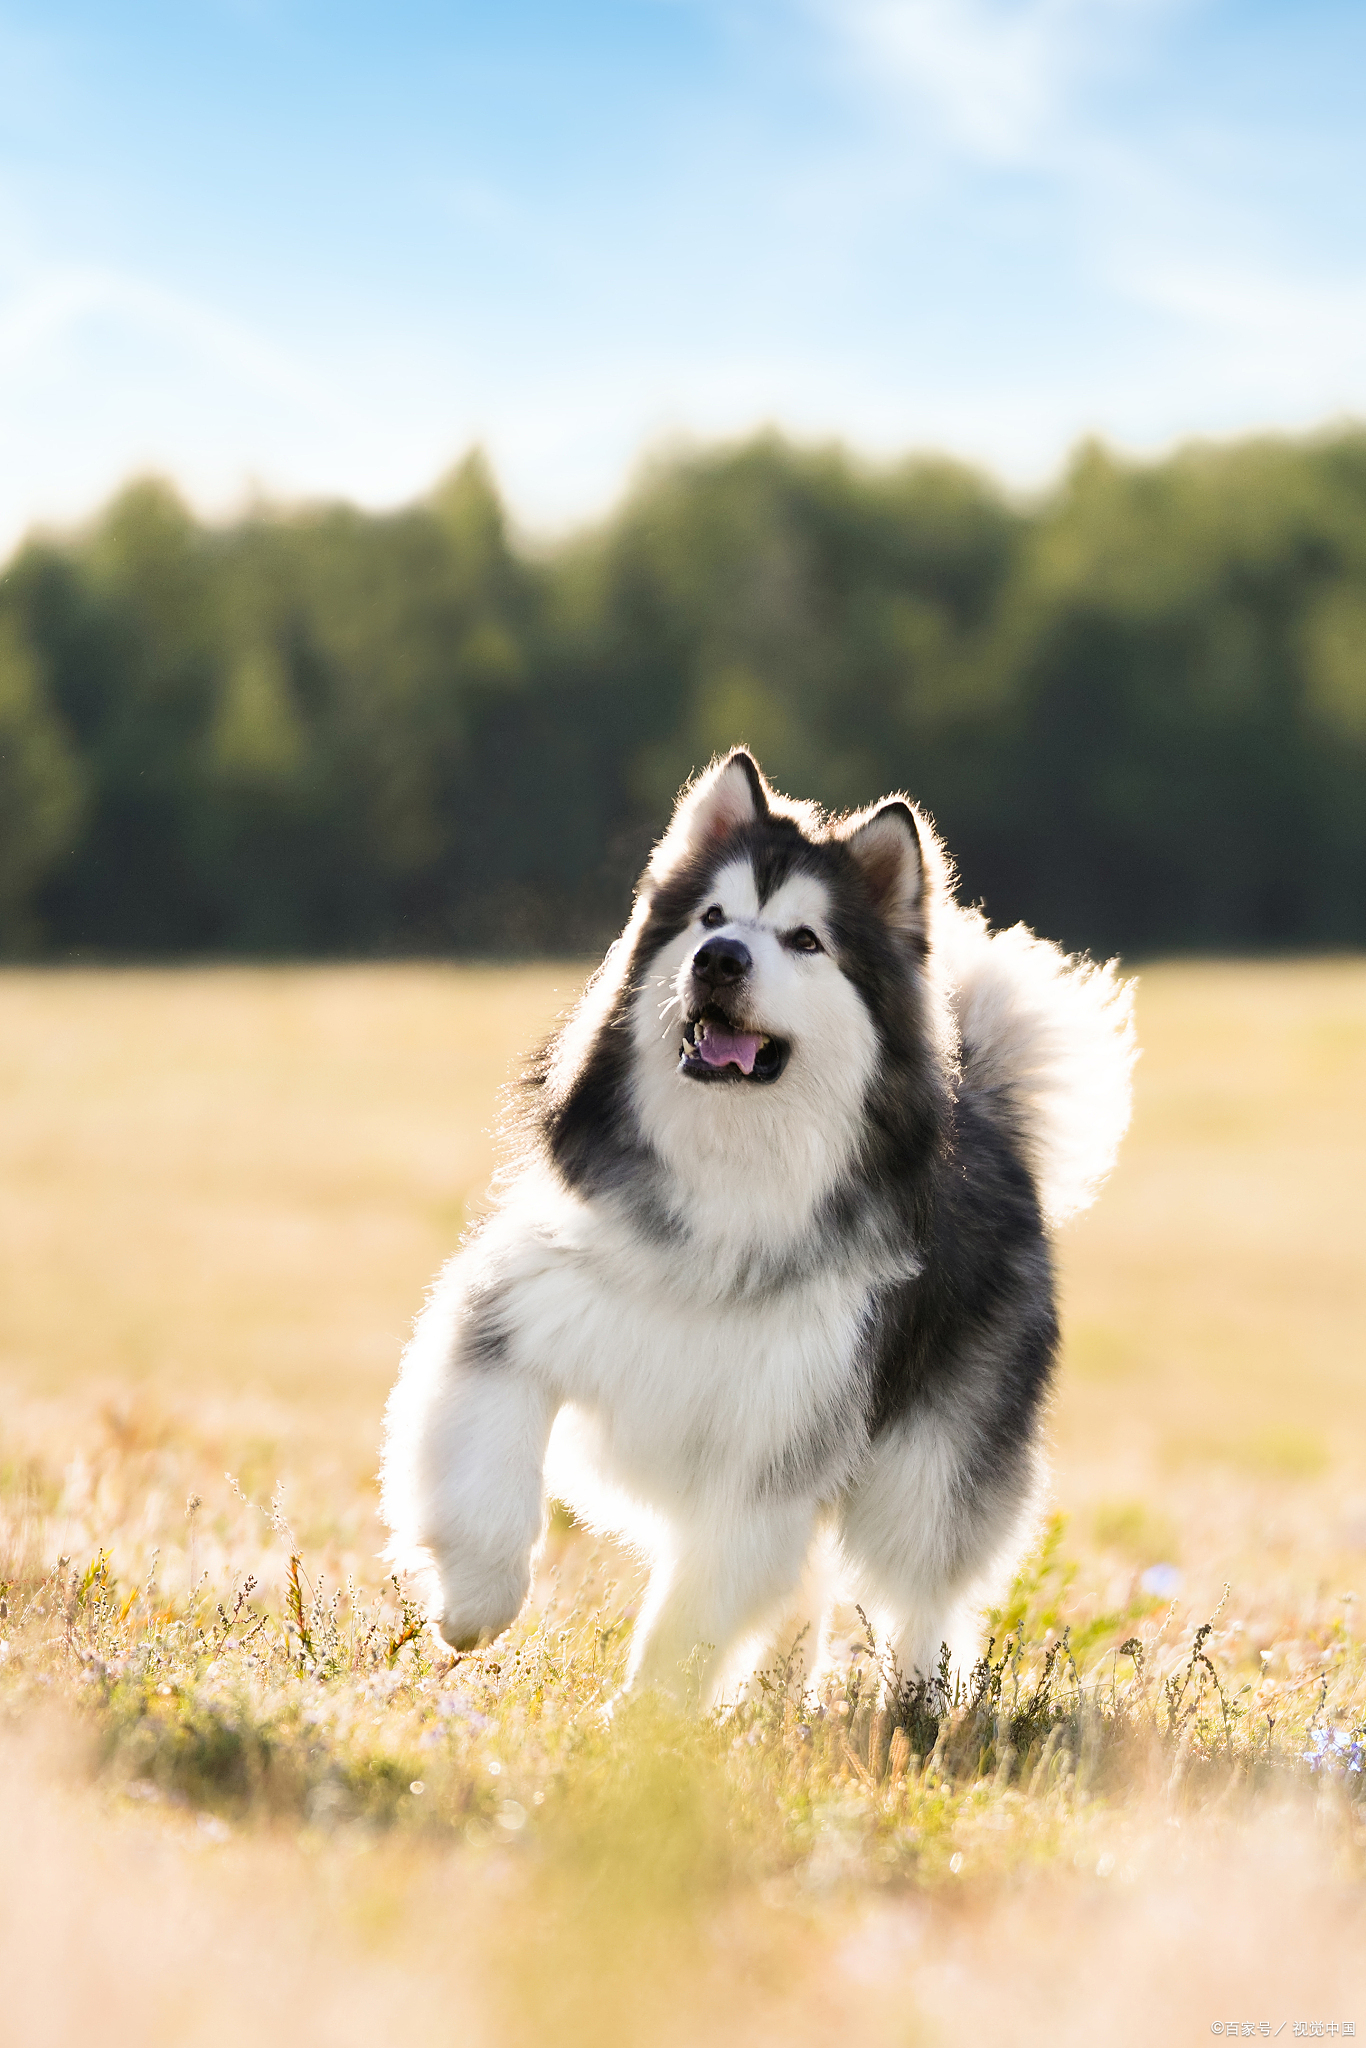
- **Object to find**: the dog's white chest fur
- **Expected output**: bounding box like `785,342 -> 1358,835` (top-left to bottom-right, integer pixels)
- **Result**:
424,1164 -> 874,1522
529,1242 -> 871,1519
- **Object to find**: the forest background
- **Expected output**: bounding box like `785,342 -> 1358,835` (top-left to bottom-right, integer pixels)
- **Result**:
5,422 -> 1366,966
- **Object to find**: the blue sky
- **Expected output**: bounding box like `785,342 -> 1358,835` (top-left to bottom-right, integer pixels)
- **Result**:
2,0 -> 1365,551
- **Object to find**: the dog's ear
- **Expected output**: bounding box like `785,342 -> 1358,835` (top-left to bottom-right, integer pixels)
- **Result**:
839,800 -> 925,940
647,750 -> 770,880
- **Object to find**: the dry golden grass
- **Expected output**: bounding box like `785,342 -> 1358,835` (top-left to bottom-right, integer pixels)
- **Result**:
0,963 -> 570,1429
1,957 -> 1363,2046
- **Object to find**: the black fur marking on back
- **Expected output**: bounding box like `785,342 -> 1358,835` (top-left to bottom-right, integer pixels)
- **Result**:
858,1089 -> 1057,1470
808,846 -> 1059,1466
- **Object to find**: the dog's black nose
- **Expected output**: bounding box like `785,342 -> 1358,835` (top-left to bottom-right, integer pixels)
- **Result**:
692,936 -> 751,987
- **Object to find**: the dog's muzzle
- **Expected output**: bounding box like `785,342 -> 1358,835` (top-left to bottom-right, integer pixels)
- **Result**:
691,936 -> 752,990
677,936 -> 789,1082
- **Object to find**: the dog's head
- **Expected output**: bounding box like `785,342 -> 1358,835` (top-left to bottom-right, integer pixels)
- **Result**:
641,746 -> 933,1077
536,751 -> 950,1255
613,752 -> 948,1228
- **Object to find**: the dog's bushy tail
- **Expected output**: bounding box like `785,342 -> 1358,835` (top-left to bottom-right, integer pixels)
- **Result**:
939,907 -> 1137,1227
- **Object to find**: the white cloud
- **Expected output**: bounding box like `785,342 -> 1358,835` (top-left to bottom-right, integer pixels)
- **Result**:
0,259 -> 416,553
0,262 -> 343,419
812,0 -> 1169,162
0,0 -> 1362,556
1119,256 -> 1366,405
796,0 -> 1366,461
1127,259 -> 1366,349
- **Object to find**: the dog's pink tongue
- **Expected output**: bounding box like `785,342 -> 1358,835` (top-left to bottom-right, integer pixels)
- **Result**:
699,1024 -> 762,1075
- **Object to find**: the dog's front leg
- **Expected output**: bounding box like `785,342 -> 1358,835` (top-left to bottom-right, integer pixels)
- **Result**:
383,1302 -> 557,1652
625,1499 -> 816,1710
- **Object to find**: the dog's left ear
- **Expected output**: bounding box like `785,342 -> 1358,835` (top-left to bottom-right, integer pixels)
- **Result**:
839,801 -> 924,940
647,749 -> 771,881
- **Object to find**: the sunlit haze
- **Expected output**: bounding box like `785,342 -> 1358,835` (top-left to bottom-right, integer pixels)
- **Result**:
2,0 -> 1364,551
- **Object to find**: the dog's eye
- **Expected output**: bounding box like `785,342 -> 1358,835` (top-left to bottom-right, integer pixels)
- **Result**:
701,904 -> 725,928
786,926 -> 822,953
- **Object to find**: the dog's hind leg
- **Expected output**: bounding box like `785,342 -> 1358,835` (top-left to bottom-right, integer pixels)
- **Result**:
837,1414 -> 1040,1696
626,1497 -> 818,1710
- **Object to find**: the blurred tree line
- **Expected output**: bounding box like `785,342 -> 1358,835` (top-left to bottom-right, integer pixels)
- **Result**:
2,427 -> 1365,961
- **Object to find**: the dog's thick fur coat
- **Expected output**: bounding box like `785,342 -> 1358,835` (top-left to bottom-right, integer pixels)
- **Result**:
381,753 -> 1135,1705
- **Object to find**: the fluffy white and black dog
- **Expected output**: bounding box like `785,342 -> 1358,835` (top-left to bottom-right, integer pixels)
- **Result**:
381,751 -> 1135,1707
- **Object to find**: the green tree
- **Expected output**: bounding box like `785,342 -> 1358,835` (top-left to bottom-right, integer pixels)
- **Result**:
0,616 -> 85,949
3,426 -> 1365,961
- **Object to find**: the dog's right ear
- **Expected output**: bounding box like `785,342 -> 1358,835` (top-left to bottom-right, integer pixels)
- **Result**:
646,750 -> 770,882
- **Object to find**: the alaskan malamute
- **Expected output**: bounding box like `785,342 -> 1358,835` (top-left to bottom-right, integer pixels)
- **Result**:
381,752 -> 1135,1705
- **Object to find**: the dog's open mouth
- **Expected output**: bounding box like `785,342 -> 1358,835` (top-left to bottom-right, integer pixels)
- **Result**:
679,1006 -> 789,1083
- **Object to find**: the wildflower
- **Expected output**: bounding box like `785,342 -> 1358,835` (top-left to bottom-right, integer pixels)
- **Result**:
1301,1726 -> 1365,1775
436,1696 -> 489,1729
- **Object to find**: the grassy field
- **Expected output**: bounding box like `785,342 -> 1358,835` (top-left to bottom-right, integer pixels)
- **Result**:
1,959 -> 1363,2046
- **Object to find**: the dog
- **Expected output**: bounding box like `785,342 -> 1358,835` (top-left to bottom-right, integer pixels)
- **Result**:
380,751 -> 1135,1706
